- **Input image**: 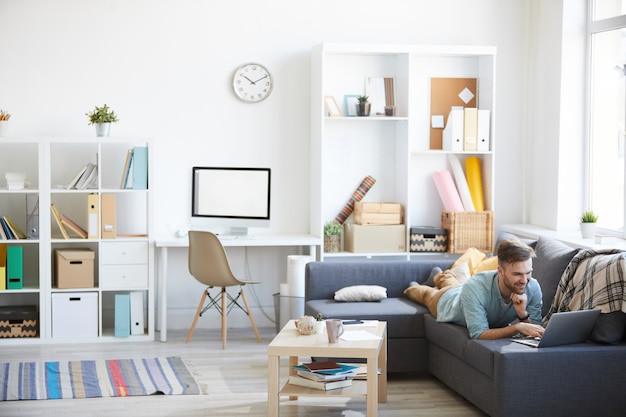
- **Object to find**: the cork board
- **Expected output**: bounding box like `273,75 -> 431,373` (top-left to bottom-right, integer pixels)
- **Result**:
429,78 -> 477,150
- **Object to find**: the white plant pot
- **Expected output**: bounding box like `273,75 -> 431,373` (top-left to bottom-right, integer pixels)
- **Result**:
580,222 -> 597,239
95,123 -> 111,137
0,121 -> 8,137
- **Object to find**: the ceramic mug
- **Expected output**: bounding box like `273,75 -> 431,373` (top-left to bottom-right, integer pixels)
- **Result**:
326,319 -> 344,343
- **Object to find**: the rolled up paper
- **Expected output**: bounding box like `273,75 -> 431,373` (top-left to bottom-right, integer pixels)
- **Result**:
465,156 -> 484,211
433,170 -> 464,212
334,175 -> 376,224
447,154 -> 475,212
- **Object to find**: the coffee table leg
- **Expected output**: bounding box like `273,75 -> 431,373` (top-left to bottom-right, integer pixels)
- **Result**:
268,355 -> 279,416
379,327 -> 387,403
288,355 -> 298,400
366,356 -> 378,417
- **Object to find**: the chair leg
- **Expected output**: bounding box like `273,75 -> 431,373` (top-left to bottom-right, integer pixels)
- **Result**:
221,288 -> 227,349
187,290 -> 208,343
240,287 -> 262,343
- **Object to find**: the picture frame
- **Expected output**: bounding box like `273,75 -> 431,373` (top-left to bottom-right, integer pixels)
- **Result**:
343,94 -> 359,117
324,95 -> 342,117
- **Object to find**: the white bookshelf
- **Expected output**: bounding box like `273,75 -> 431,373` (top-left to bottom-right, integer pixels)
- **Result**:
0,137 -> 154,344
310,43 -> 496,260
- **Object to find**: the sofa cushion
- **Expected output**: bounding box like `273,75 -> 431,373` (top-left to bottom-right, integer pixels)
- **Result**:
532,237 -> 579,317
334,285 -> 387,302
589,311 -> 626,344
305,298 -> 429,339
451,247 -> 486,273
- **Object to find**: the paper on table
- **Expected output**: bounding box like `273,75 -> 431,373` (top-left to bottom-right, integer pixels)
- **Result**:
340,330 -> 383,341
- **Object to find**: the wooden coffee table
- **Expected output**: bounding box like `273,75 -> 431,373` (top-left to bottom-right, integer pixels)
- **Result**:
267,320 -> 387,417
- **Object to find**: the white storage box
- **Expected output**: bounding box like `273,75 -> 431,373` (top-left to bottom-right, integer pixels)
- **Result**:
51,292 -> 98,338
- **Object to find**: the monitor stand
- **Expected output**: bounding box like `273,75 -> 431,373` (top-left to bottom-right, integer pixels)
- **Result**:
230,226 -> 249,237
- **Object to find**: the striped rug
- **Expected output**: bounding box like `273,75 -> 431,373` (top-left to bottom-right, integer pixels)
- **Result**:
0,356 -> 200,401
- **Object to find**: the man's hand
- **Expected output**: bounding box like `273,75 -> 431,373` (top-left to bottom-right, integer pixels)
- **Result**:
515,322 -> 545,338
510,293 -> 528,318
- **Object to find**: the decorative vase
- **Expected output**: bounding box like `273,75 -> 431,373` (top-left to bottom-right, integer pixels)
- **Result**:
95,123 -> 111,137
580,222 -> 596,239
356,102 -> 371,117
0,121 -> 8,137
324,235 -> 340,253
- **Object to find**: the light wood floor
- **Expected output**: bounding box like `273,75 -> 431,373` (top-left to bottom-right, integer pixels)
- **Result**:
0,328 -> 487,416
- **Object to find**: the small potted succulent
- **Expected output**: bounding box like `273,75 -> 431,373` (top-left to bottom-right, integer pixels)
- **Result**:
356,95 -> 371,117
324,221 -> 342,253
86,104 -> 119,137
580,210 -> 598,239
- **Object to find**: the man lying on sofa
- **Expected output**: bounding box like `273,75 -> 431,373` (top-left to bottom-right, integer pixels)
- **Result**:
405,238 -> 545,340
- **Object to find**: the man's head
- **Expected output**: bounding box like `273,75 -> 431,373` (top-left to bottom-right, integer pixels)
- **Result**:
497,238 -> 536,296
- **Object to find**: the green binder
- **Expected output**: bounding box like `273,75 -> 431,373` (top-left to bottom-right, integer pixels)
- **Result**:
7,245 -> 23,290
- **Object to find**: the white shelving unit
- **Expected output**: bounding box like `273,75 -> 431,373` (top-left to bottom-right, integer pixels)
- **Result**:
310,43 -> 496,260
0,137 -> 153,344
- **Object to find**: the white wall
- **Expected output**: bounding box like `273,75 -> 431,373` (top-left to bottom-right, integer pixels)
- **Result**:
0,0 -> 534,329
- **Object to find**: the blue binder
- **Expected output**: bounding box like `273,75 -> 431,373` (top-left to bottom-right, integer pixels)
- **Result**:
114,293 -> 131,337
7,245 -> 23,290
132,146 -> 148,190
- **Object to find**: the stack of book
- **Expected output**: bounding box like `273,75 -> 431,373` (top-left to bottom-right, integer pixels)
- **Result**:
287,361 -> 359,391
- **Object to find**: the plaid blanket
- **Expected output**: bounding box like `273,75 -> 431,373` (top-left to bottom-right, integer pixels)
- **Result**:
544,248 -> 626,325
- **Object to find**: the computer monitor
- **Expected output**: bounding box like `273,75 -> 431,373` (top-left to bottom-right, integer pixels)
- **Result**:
191,166 -> 271,236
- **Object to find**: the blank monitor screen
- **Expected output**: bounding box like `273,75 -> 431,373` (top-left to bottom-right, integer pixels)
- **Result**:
192,167 -> 271,221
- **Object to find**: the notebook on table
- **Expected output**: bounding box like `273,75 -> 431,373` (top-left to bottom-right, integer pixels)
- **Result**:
511,309 -> 601,348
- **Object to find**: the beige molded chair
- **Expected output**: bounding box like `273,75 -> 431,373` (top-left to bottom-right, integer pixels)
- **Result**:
186,230 -> 262,348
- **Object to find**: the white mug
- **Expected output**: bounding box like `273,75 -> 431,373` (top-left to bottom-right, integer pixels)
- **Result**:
326,319 -> 344,343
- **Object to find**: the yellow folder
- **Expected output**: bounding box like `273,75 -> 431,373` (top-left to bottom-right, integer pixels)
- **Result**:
0,244 -> 6,290
465,157 -> 484,211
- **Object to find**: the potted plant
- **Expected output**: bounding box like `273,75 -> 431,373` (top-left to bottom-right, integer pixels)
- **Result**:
324,221 -> 342,253
356,95 -> 371,117
86,104 -> 119,137
580,210 -> 598,239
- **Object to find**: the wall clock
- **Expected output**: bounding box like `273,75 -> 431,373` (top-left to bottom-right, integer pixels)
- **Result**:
232,63 -> 273,103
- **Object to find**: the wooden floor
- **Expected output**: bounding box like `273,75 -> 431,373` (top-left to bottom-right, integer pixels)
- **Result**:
0,328 -> 487,417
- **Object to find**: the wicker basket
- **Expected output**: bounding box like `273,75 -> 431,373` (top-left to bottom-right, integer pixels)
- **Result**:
441,211 -> 494,254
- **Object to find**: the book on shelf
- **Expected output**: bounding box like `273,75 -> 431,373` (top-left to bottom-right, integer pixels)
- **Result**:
287,375 -> 352,391
302,361 -> 343,372
3,216 -> 27,239
293,363 -> 359,381
120,148 -> 134,189
60,214 -> 88,239
68,162 -> 98,190
50,203 -> 70,239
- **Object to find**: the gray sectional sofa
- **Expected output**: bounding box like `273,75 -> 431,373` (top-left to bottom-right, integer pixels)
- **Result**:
304,235 -> 626,417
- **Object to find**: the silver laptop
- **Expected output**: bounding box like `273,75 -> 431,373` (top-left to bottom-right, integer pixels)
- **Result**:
511,309 -> 601,348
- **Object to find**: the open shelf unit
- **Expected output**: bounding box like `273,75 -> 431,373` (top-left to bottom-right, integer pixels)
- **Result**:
0,137 -> 153,344
310,43 -> 496,260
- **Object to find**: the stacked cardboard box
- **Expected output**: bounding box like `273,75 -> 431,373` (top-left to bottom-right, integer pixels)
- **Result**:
344,203 -> 405,253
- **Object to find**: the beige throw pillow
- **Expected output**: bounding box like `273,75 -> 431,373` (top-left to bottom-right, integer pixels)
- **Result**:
334,285 -> 387,302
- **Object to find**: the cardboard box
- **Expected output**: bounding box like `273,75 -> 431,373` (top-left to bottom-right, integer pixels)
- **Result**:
343,224 -> 406,253
410,227 -> 447,252
441,211 -> 494,254
0,305 -> 38,338
354,202 -> 403,225
55,249 -> 95,289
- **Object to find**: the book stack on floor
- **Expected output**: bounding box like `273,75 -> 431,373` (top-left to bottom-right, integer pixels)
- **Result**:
287,361 -> 358,391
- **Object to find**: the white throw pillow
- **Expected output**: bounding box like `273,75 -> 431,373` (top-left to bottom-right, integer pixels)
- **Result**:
334,285 -> 387,302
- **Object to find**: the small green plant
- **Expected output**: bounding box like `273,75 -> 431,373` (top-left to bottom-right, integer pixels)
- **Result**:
580,210 -> 598,223
86,104 -> 119,125
324,221 -> 342,236
357,95 -> 369,103
315,313 -> 324,321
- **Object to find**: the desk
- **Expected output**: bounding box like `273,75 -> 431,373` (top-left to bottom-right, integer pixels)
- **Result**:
155,234 -> 321,342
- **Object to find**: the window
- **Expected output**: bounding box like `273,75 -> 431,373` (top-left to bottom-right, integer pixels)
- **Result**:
588,1 -> 626,234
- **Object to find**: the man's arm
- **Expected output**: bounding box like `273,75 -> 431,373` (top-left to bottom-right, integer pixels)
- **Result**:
478,322 -> 544,340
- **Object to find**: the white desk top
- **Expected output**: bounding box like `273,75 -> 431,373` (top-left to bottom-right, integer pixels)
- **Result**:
155,233 -> 321,248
